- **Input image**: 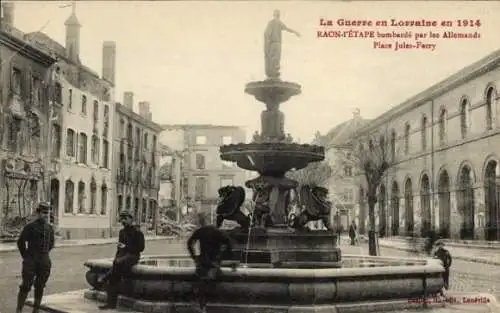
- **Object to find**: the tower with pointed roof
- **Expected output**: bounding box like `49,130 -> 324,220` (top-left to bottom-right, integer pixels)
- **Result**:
64,2 -> 81,63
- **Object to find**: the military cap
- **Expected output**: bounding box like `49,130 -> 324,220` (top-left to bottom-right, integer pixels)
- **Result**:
435,239 -> 445,247
36,202 -> 51,213
119,211 -> 133,219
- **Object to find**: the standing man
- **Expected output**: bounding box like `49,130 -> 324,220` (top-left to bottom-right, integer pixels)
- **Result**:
16,202 -> 55,313
97,211 -> 145,310
187,213 -> 236,313
349,220 -> 358,246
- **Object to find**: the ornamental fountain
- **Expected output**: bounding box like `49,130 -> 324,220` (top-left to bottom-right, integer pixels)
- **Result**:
80,10 -> 446,313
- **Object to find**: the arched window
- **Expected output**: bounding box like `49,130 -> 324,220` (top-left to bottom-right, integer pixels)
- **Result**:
404,123 -> 410,155
421,115 -> 428,150
91,135 -> 100,164
438,108 -> 447,144
78,181 -> 86,213
391,129 -> 396,160
485,86 -> 496,130
52,124 -> 62,158
78,133 -> 87,164
460,98 -> 469,139
101,183 -> 108,215
64,180 -> 74,214
90,178 -> 97,214
66,128 -> 75,156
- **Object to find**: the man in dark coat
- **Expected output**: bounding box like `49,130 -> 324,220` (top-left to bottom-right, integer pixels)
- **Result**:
187,213 -> 236,313
16,202 -> 55,313
97,211 -> 145,310
433,240 -> 452,295
349,220 -> 357,246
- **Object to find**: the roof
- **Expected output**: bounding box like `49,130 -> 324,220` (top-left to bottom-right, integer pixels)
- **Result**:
65,12 -> 81,27
316,116 -> 371,148
355,48 -> 500,136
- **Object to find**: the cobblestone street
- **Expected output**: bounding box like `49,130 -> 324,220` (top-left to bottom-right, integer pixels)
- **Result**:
1,239 -> 499,312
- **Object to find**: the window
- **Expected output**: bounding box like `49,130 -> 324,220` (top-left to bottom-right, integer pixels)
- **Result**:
222,160 -> 233,169
81,95 -> 87,114
54,83 -> 62,104
391,130 -> 396,160
101,184 -> 108,215
152,135 -> 157,151
91,135 -> 99,164
486,87 -> 495,130
421,115 -> 428,150
222,136 -> 232,145
78,181 -> 85,213
195,153 -> 206,170
66,129 -> 75,156
460,98 -> 468,139
194,176 -> 208,200
344,166 -> 353,177
31,76 -> 41,106
11,67 -> 22,95
93,100 -> 99,122
7,118 -> 20,151
439,108 -> 446,144
52,124 -> 62,158
220,177 -> 234,187
117,195 -> 122,215
102,140 -> 109,168
120,119 -> 125,138
68,89 -> 73,109
344,188 -> 353,202
127,124 -> 133,140
78,133 -> 87,163
90,179 -> 97,214
404,123 -> 410,155
103,105 -> 109,137
64,180 -> 74,214
196,135 -> 207,145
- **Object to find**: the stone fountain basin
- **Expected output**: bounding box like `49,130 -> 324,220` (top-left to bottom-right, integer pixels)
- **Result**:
220,142 -> 324,174
84,254 -> 444,307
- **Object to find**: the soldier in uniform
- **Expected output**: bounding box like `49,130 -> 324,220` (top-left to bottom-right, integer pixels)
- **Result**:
16,202 -> 55,313
97,211 -> 145,310
187,213 -> 237,313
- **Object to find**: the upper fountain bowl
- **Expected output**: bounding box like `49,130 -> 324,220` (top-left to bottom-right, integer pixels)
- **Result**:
220,142 -> 324,176
245,79 -> 301,104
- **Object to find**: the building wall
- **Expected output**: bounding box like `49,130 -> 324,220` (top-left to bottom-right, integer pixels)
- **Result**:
353,50 -> 500,240
112,103 -> 161,233
0,26 -> 56,231
53,64 -> 115,239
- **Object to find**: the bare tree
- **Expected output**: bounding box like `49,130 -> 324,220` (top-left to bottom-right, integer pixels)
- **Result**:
334,130 -> 394,256
286,161 -> 333,187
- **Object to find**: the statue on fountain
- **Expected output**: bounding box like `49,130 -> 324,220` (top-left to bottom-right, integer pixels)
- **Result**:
289,185 -> 332,230
215,186 -> 250,231
251,183 -> 274,227
264,10 -> 300,79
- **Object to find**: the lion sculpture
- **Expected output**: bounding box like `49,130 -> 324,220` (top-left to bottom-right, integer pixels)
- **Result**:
289,185 -> 332,231
215,185 -> 250,231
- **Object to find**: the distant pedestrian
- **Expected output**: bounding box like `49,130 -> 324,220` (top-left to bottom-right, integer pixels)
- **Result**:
97,211 -> 145,310
16,202 -> 55,313
433,240 -> 452,295
187,213 -> 236,313
349,220 -> 358,245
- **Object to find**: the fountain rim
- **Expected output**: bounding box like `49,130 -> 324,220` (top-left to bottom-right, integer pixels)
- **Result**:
84,254 -> 444,278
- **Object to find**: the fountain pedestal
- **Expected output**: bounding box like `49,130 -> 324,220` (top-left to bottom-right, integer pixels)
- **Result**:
226,227 -> 341,268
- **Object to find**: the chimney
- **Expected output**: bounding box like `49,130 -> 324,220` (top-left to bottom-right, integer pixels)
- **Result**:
123,92 -> 134,110
64,2 -> 81,63
1,2 -> 14,27
138,101 -> 151,119
102,41 -> 116,85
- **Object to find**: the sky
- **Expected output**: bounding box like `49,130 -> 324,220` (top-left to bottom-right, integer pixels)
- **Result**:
8,1 -> 500,142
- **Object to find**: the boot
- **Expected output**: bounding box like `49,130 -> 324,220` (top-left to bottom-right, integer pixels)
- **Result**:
16,290 -> 29,313
32,287 -> 44,313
